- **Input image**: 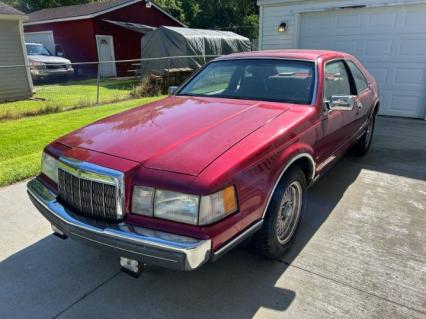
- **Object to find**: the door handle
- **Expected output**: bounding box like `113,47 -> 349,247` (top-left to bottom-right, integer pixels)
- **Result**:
357,101 -> 363,110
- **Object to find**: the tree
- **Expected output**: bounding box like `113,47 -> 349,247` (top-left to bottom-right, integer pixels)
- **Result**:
5,0 -> 259,39
155,0 -> 258,39
3,0 -> 94,13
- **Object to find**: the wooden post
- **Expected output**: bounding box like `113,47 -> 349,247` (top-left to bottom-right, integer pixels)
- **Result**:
96,63 -> 101,105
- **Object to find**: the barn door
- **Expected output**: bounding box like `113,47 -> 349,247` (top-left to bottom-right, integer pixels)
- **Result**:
96,35 -> 117,77
24,31 -> 55,54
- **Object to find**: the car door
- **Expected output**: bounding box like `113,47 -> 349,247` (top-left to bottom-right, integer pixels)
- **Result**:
345,59 -> 375,134
315,59 -> 357,170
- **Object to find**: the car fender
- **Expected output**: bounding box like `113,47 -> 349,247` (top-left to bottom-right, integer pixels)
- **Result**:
261,146 -> 316,219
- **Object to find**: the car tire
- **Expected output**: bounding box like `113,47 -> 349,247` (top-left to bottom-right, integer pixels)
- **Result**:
352,111 -> 376,156
252,167 -> 306,259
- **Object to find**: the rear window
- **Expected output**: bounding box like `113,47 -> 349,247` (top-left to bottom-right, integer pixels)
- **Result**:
347,60 -> 369,92
178,59 -> 316,105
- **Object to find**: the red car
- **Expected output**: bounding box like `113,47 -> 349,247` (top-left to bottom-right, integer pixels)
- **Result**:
28,50 -> 379,273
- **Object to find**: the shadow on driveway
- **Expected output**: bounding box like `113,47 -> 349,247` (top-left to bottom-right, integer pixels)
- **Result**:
0,158 -> 362,319
0,116 -> 424,318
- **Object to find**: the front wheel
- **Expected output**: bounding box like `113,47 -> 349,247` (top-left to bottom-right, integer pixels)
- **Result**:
252,167 -> 306,259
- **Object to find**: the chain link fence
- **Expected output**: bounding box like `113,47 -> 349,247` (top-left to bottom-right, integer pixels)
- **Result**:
0,55 -> 220,121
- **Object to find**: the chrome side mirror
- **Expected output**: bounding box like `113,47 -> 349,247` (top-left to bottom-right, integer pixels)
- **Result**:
324,95 -> 355,112
168,86 -> 178,95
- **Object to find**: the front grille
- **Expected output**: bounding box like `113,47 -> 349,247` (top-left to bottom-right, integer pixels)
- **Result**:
46,64 -> 66,70
58,168 -> 119,222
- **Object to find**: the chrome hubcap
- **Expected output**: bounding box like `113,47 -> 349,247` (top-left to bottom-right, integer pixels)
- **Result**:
276,181 -> 302,244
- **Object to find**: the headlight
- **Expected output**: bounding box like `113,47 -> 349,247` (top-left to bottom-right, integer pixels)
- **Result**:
30,61 -> 46,69
154,190 -> 200,225
199,186 -> 238,225
41,152 -> 58,183
131,186 -> 154,216
131,185 -> 238,226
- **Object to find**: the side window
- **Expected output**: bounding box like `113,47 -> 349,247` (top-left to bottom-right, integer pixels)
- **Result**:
346,60 -> 368,92
324,61 -> 351,100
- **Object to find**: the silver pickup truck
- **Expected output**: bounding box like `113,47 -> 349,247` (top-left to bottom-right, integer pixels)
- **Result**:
26,43 -> 74,81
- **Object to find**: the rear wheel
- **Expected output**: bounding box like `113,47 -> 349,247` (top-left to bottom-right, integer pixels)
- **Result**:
252,167 -> 306,259
352,111 -> 376,156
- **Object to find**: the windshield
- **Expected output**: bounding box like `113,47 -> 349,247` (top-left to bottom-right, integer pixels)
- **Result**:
26,44 -> 52,56
178,59 -> 316,104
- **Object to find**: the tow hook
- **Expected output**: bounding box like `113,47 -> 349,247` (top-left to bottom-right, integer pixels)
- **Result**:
120,257 -> 144,278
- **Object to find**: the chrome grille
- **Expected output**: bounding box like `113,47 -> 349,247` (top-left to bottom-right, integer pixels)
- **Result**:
46,64 -> 66,70
58,168 -> 119,221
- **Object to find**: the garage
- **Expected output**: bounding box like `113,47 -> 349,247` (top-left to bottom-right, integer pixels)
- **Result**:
24,30 -> 55,53
258,0 -> 426,119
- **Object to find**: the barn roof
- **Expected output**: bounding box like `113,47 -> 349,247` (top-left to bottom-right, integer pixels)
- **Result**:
164,26 -> 250,40
26,0 -> 185,26
103,19 -> 156,34
0,1 -> 25,16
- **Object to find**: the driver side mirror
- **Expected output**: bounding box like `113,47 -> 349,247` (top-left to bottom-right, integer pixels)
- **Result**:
168,86 -> 178,95
324,95 -> 355,112
55,44 -> 64,57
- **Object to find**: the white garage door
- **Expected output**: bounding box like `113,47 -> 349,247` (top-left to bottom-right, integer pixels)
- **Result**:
24,31 -> 55,54
299,4 -> 426,119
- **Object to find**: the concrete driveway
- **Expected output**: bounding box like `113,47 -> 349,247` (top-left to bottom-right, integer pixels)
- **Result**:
0,117 -> 425,319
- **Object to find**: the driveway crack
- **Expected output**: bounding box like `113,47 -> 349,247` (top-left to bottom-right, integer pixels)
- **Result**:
51,271 -> 121,319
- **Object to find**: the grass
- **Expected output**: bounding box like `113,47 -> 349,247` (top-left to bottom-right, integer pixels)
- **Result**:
0,96 -> 164,187
0,78 -> 140,121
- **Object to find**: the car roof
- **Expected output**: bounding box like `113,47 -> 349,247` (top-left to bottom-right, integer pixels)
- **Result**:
216,49 -> 349,61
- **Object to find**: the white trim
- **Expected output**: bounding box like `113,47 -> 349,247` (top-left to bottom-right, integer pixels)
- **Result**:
0,13 -> 28,21
24,30 -> 54,36
18,20 -> 33,93
25,15 -> 95,25
24,0 -> 185,27
95,35 -> 117,77
293,12 -> 301,48
261,153 -> 316,218
258,5 -> 263,49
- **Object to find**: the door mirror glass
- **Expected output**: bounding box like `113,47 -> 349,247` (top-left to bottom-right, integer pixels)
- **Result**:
55,44 -> 64,57
168,86 -> 178,95
325,95 -> 355,111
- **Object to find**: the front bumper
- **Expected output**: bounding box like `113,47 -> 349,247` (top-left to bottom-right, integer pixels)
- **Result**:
27,178 -> 211,271
30,68 -> 74,79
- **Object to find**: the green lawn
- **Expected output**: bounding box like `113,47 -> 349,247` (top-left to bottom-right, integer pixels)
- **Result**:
0,78 -> 140,121
0,96 -> 164,187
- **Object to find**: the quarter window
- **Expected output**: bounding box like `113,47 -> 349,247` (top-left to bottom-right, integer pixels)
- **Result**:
324,61 -> 351,100
347,60 -> 369,92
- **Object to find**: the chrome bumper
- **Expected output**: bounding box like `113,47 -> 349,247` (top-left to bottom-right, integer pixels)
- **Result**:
27,178 -> 211,271
31,68 -> 74,78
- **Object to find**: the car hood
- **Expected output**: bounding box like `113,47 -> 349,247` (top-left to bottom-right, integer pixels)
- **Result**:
28,55 -> 71,64
58,96 -> 291,176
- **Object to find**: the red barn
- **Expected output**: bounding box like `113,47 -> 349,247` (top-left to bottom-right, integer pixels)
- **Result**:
23,0 -> 184,76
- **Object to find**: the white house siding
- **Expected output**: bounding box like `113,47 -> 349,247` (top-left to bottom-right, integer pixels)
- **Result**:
258,0 -> 426,119
0,19 -> 32,102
